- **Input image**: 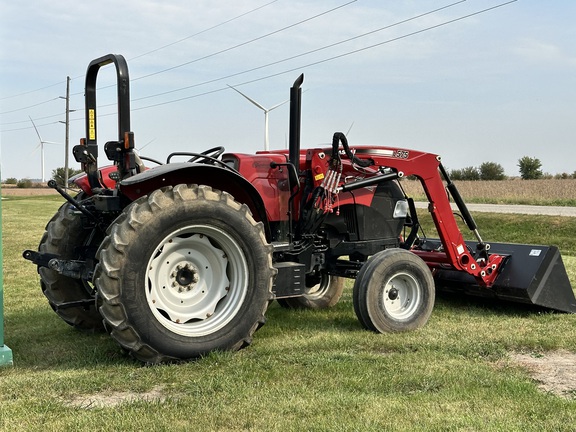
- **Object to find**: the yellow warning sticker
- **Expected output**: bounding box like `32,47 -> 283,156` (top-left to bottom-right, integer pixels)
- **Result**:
314,173 -> 324,181
88,109 -> 96,140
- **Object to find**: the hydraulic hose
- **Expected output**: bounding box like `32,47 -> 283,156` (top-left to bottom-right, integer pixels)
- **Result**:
331,132 -> 373,168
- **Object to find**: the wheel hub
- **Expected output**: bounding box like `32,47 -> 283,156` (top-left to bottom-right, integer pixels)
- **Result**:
383,273 -> 421,320
171,263 -> 199,292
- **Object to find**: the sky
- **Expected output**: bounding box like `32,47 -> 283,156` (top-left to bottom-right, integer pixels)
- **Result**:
1,0 -> 575,181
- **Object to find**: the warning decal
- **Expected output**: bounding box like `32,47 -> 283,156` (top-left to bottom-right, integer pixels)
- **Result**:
88,109 -> 96,140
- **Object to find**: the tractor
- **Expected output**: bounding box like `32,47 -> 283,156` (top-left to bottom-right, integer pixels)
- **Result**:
24,54 -> 576,363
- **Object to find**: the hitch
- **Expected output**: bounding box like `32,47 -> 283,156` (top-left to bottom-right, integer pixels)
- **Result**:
22,250 -> 92,281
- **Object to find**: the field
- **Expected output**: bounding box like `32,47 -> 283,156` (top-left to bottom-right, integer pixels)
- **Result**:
1,195 -> 576,431
4,178 -> 576,205
401,178 -> 576,206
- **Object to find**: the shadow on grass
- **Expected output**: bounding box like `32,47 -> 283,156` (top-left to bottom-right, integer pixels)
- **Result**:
5,292 -> 570,371
435,291 -> 565,317
262,300 -> 361,333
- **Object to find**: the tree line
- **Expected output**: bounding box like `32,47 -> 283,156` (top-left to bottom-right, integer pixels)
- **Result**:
3,159 -> 576,187
3,167 -> 83,188
449,156 -> 576,181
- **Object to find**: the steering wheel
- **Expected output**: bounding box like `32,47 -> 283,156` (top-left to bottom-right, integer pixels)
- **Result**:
187,146 -> 225,163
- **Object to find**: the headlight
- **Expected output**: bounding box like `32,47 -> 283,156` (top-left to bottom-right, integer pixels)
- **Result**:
393,199 -> 409,219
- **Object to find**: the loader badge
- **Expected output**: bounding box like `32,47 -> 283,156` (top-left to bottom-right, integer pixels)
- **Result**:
393,150 -> 409,159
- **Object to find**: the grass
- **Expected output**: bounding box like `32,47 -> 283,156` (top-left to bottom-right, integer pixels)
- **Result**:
1,196 -> 576,431
416,212 -> 576,256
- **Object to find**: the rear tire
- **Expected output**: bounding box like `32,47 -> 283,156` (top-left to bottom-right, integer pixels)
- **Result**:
353,249 -> 435,333
95,184 -> 275,363
38,198 -> 104,332
278,273 -> 344,309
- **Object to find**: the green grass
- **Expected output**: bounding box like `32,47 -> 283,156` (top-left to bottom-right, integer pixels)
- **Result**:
416,212 -> 576,256
1,197 -> 576,431
461,196 -> 576,207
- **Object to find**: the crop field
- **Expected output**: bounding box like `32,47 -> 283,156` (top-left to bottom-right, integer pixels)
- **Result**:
401,178 -> 576,207
1,195 -> 575,431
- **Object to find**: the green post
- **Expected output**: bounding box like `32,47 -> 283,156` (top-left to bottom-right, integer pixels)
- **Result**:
0,182 -> 13,367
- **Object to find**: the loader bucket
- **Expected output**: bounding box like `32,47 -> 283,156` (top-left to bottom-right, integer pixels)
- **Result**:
433,242 -> 576,313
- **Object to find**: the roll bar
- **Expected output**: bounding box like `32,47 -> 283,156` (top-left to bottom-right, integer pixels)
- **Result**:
73,54 -> 133,187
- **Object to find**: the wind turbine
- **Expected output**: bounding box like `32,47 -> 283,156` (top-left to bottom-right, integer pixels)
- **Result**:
227,85 -> 289,151
29,117 -> 60,182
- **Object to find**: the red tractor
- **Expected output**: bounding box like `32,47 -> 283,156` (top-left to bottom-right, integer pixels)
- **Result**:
24,54 -> 576,363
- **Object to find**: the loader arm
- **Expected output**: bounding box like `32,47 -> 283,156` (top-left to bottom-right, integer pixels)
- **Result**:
338,146 -> 504,287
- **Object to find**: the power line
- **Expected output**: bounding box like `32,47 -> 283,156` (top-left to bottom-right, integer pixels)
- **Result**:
0,81 -> 64,102
0,96 -> 62,115
130,0 -> 357,83
50,0 -> 461,112
131,0 -> 467,103
4,0 -> 360,126
129,0 -> 280,61
1,120 -> 64,133
0,0 -> 282,102
67,0 -> 358,98
0,112 -> 66,126
129,1 -> 519,112
1,0 -> 517,132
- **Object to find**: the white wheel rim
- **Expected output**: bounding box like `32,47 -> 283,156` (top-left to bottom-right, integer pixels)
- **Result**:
382,272 -> 421,320
145,224 -> 248,337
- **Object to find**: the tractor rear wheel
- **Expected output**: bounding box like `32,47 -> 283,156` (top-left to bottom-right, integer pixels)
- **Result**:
95,184 -> 275,363
38,198 -> 104,331
353,249 -> 434,333
277,273 -> 344,309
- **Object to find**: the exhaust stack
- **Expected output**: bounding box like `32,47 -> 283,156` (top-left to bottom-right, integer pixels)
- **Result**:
289,74 -> 304,170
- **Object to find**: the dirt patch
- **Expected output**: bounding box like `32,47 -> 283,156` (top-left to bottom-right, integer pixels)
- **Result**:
508,350 -> 576,399
65,386 -> 167,409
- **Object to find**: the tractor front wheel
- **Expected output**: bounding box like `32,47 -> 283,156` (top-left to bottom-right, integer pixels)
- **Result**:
353,249 -> 435,333
95,184 -> 275,363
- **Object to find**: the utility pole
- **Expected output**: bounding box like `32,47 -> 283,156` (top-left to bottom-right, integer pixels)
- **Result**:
64,76 -> 70,190
59,76 -> 71,190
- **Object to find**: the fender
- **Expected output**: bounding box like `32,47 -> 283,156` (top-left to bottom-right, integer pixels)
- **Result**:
118,162 -> 272,239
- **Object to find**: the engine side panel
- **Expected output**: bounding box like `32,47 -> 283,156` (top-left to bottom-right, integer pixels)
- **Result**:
323,180 -> 405,243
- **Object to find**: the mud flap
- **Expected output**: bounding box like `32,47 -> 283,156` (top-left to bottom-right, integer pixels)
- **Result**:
433,242 -> 576,313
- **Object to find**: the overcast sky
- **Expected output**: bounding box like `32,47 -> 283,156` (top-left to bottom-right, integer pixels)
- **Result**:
1,0 -> 575,181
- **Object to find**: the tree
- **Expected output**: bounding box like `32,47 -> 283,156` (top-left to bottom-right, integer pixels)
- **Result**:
449,168 -> 464,181
479,161 -> 506,180
17,179 -> 33,188
461,166 -> 480,181
449,166 -> 480,181
517,156 -> 543,180
51,167 -> 83,187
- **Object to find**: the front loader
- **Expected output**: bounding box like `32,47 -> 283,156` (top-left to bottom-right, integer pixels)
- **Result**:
23,54 -> 576,363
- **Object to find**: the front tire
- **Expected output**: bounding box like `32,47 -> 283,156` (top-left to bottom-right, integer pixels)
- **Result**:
353,249 -> 435,333
95,184 -> 275,363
